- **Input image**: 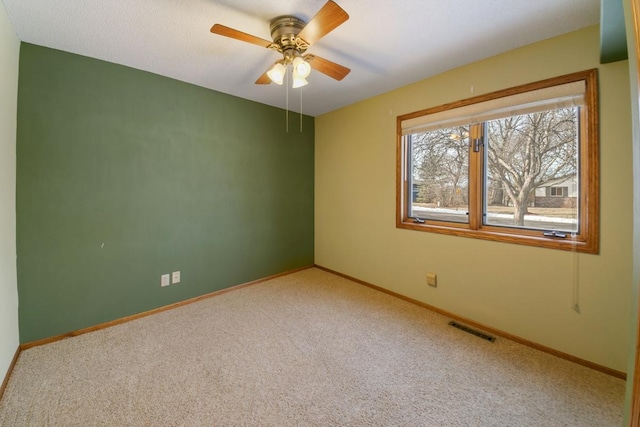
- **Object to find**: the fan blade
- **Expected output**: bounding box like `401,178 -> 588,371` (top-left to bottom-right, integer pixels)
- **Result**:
255,71 -> 272,85
210,24 -> 272,48
305,55 -> 350,81
297,1 -> 349,46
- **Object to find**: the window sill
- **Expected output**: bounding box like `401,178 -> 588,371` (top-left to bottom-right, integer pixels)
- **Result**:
396,219 -> 598,254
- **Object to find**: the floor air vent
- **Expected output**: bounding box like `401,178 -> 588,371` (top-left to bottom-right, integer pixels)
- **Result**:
448,321 -> 496,342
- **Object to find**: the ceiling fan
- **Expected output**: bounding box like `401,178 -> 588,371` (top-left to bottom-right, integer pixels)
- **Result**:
210,0 -> 351,88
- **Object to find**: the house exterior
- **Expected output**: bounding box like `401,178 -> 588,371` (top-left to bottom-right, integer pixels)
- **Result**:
534,178 -> 578,208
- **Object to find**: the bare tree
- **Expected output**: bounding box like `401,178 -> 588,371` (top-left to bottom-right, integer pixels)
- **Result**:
486,108 -> 578,225
412,126 -> 469,208
410,109 -> 576,225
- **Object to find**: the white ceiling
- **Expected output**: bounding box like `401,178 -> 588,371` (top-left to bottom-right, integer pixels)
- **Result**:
2,0 -> 600,117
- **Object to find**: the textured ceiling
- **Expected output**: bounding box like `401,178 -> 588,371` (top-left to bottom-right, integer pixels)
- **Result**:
3,0 -> 600,116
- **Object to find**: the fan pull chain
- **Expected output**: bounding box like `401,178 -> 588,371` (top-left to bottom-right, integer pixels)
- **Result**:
300,86 -> 303,132
285,68 -> 289,133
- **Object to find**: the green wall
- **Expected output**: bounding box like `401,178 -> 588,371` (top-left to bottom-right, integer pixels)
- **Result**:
16,43 -> 314,343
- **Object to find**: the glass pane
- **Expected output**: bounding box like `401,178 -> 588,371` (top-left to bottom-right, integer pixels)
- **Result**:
484,108 -> 579,233
409,126 -> 469,223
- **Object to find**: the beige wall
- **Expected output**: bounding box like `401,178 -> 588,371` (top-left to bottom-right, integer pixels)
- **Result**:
623,0 -> 640,421
0,3 -> 20,379
316,26 -> 633,372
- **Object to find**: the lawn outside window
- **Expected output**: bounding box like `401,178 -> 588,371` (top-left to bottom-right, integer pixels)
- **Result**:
396,69 -> 599,253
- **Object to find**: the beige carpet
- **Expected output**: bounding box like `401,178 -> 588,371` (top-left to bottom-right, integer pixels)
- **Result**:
0,268 -> 625,426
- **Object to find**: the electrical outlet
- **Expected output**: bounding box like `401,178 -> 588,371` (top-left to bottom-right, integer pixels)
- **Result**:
172,271 -> 181,284
161,274 -> 170,287
427,273 -> 437,287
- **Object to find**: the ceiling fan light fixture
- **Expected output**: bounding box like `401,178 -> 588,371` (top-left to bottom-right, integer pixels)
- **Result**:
267,62 -> 286,85
292,75 -> 308,89
292,56 -> 311,78
211,0 -> 351,90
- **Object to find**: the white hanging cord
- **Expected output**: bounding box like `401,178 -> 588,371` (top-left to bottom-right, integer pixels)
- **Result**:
285,67 -> 289,133
300,86 -> 303,133
571,232 -> 580,313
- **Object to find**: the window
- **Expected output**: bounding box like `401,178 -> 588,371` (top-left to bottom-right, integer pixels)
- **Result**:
397,69 -> 599,253
549,187 -> 569,197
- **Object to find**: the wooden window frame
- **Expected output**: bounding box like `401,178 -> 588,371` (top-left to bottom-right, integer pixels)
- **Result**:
396,69 -> 599,254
